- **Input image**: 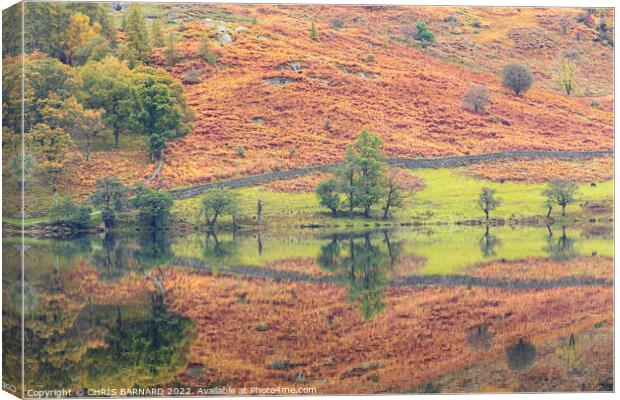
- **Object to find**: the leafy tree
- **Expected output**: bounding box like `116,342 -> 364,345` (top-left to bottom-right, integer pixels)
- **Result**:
315,179 -> 340,216
121,4 -> 152,67
542,180 -> 579,216
349,131 -> 387,218
164,32 -> 178,67
309,20 -> 318,41
10,153 -> 37,190
37,95 -> 106,160
90,177 -> 129,230
64,13 -> 100,65
49,197 -> 92,229
151,18 -> 164,47
26,123 -> 76,186
336,148 -> 359,217
132,188 -> 173,228
555,59 -> 578,96
462,84 -> 491,113
73,35 -> 112,65
201,190 -> 240,228
79,56 -> 137,149
413,21 -> 435,48
131,66 -> 193,160
477,187 -> 502,221
382,171 -> 407,220
501,63 -> 533,96
2,3 -> 22,57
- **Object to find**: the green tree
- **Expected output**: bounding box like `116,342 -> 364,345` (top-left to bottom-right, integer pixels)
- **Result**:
542,180 -> 579,216
382,171 -> 406,220
554,59 -> 578,96
315,179 -> 340,216
79,56 -> 137,149
132,66 -> 193,160
10,153 -> 37,190
413,21 -> 435,48
151,18 -> 164,47
201,189 -> 240,228
336,148 -> 359,217
477,187 -> 502,221
121,4 -> 151,67
26,123 -> 76,187
309,20 -> 318,41
49,197 -> 92,229
90,177 -> 129,230
349,131 -> 387,218
132,188 -> 173,228
73,35 -> 112,65
501,63 -> 533,96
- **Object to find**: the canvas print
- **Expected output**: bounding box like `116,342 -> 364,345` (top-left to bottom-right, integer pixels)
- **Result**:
1,1 -> 614,397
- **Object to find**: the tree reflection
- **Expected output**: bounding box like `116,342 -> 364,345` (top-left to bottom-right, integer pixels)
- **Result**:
545,226 -> 576,262
202,231 -> 239,269
135,230 -> 173,271
479,225 -> 501,258
316,231 -> 402,320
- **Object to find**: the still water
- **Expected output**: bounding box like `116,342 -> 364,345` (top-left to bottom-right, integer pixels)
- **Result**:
2,225 -> 613,394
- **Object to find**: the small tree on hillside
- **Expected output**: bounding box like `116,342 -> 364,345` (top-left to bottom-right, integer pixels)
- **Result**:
554,59 -> 578,96
478,187 -> 502,221
309,20 -> 318,41
164,32 -> 178,67
315,179 -> 340,216
201,189 -> 240,228
151,19 -> 164,47
501,63 -> 533,96
542,180 -> 579,216
462,84 -> 491,113
198,35 -> 217,65
445,15 -> 457,33
412,21 -> 435,48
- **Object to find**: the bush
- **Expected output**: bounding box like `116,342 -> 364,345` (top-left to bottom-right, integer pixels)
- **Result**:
235,146 -> 246,157
133,188 -> 173,228
330,19 -> 344,29
182,69 -> 203,84
198,37 -> 217,65
471,21 -> 481,28
49,197 -> 92,229
462,84 -> 490,113
364,54 -> 376,63
501,63 -> 533,96
591,101 -> 600,108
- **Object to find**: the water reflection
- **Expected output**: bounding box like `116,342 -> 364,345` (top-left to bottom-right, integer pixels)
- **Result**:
317,231 -> 402,320
545,226 -> 577,262
506,338 -> 537,371
479,226 -> 501,258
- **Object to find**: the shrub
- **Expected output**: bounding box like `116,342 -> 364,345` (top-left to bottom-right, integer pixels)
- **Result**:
133,188 -> 173,228
462,84 -> 491,113
501,63 -> 533,96
50,197 -> 92,229
323,117 -> 331,130
445,15 -> 457,32
309,20 -> 318,41
198,36 -> 217,65
364,54 -> 376,63
471,21 -> 481,28
235,146 -> 246,157
181,69 -> 203,84
591,101 -> 600,108
330,19 -> 344,29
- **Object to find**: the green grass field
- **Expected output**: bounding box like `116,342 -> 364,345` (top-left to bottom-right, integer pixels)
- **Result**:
172,167 -> 614,227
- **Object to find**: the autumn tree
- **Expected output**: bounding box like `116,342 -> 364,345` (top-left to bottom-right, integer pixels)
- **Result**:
477,187 -> 502,221
79,56 -> 137,149
121,4 -> 151,67
501,63 -> 533,96
462,84 -> 491,113
37,95 -> 105,160
64,13 -> 100,65
201,190 -> 240,228
555,59 -> 578,96
26,124 -> 76,188
542,180 -> 579,216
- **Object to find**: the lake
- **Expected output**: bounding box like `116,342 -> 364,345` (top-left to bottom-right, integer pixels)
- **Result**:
2,225 -> 613,394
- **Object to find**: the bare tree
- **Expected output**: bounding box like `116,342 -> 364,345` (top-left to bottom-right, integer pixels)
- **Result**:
462,85 -> 491,113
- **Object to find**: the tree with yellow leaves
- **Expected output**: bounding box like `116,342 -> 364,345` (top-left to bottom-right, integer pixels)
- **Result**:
64,13 -> 101,65
555,59 -> 579,96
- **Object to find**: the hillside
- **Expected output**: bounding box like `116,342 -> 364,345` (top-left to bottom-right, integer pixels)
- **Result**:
66,4 -> 614,191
